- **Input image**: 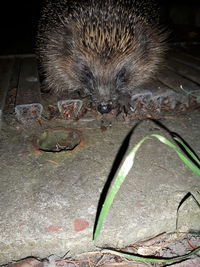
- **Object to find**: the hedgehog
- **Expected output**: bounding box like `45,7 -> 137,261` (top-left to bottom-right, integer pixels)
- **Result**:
36,0 -> 167,114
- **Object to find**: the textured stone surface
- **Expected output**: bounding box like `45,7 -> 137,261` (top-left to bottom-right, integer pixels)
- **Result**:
0,112 -> 200,264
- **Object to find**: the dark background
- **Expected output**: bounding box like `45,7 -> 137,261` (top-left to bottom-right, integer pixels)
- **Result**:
0,1 -> 43,54
0,0 -> 200,55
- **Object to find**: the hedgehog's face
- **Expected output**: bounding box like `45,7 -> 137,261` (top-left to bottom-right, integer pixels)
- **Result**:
77,62 -> 132,114
75,39 -> 163,113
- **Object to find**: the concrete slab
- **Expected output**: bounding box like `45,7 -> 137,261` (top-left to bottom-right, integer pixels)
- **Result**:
0,111 -> 200,264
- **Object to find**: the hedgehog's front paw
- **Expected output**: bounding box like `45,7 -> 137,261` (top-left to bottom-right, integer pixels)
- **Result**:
117,94 -> 134,114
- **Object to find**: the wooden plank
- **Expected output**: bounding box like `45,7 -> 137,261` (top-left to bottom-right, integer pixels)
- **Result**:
137,79 -> 174,92
158,67 -> 200,95
9,58 -> 21,89
15,56 -> 43,121
179,45 -> 200,59
169,50 -> 200,71
166,59 -> 200,85
0,56 -> 14,125
0,54 -> 35,59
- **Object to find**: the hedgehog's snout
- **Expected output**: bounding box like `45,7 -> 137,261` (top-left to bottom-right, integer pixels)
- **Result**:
97,103 -> 112,114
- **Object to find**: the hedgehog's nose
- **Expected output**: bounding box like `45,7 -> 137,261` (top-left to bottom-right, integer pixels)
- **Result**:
97,103 -> 112,114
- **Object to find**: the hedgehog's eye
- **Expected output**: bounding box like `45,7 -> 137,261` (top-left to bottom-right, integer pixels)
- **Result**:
80,65 -> 94,82
79,65 -> 95,92
116,67 -> 127,84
